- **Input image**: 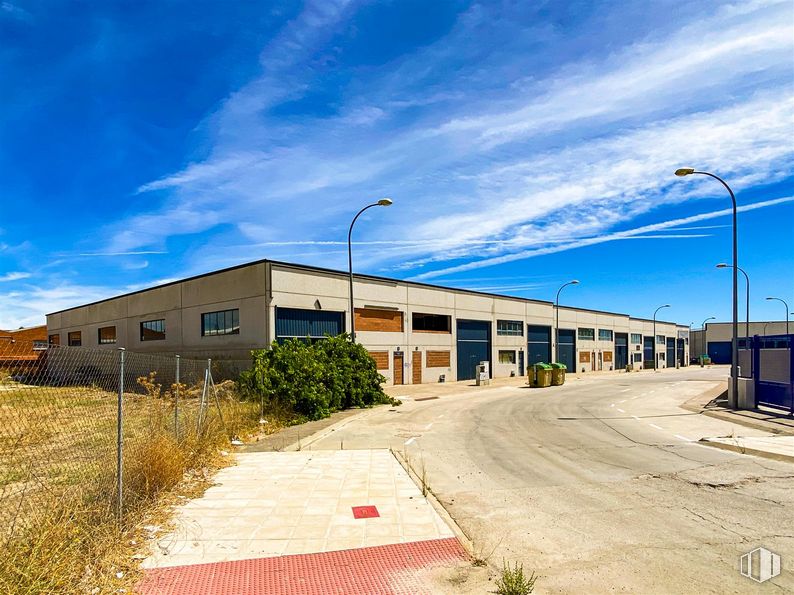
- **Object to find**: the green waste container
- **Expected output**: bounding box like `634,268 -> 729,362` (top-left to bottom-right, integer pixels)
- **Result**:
531,363 -> 553,388
550,363 -> 567,386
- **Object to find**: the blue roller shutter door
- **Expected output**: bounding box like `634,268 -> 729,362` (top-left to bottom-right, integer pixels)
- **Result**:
275,307 -> 345,342
527,325 -> 551,365
456,320 -> 491,381
557,329 -> 576,371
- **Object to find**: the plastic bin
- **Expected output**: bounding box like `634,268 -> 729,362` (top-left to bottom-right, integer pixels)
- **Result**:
550,363 -> 567,386
531,363 -> 553,388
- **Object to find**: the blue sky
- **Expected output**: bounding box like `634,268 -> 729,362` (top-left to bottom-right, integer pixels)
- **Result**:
1,0 -> 792,330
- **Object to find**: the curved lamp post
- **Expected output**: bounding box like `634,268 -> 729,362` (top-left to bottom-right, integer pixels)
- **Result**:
653,304 -> 671,371
676,168 -> 739,406
766,296 -> 790,335
348,198 -> 392,343
717,263 -> 750,346
554,280 -> 579,364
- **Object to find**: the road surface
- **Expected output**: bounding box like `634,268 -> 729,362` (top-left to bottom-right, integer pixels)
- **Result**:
306,367 -> 793,593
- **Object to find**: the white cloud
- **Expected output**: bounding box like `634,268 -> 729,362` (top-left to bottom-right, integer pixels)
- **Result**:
97,0 -> 793,277
0,271 -> 31,282
412,196 -> 794,279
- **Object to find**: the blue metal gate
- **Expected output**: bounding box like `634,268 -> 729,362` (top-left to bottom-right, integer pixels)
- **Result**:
753,334 -> 793,413
456,319 -> 491,381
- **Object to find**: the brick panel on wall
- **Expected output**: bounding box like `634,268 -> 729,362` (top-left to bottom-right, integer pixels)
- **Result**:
368,350 -> 390,370
355,309 -> 403,333
579,351 -> 591,363
603,351 -> 613,362
426,350 -> 451,368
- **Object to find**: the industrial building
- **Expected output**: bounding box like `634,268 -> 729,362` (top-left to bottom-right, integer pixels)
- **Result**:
46,259 -> 689,384
691,320 -> 791,365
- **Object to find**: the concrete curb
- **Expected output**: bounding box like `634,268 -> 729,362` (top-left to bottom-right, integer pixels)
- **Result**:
680,384 -> 794,436
698,438 -> 794,464
389,449 -> 475,562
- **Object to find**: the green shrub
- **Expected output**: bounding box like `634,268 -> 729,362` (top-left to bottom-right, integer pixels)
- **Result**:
494,560 -> 537,595
239,334 -> 395,420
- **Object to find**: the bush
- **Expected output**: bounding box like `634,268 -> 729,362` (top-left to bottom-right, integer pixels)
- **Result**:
239,334 -> 396,420
495,560 -> 537,595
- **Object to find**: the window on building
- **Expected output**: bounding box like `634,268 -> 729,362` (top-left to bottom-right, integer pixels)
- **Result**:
598,329 -> 613,341
496,320 -> 523,336
48,334 -> 60,346
656,335 -> 665,344
659,352 -> 665,360
68,331 -> 82,347
578,327 -> 595,341
412,313 -> 451,333
202,309 -> 240,336
32,341 -> 48,351
140,319 -> 166,341
498,350 -> 516,364
633,353 -> 642,363
98,326 -> 117,344
630,333 -> 642,344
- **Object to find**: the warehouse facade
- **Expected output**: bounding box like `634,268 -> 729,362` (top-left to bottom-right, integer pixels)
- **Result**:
46,260 -> 689,383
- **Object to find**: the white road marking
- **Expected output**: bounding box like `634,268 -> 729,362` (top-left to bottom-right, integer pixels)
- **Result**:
649,423 -> 663,430
619,399 -> 627,403
404,437 -> 416,445
424,423 -> 434,430
620,388 -> 631,393
617,408 -> 625,413
610,404 -> 615,407
675,434 -> 695,442
632,415 -> 640,420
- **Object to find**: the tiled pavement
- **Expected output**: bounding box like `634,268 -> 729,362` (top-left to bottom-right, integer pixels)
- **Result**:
142,450 -> 456,570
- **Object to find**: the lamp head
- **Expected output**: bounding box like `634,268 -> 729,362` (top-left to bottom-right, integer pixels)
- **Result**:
766,297 -> 774,301
570,280 -> 580,285
716,263 -> 729,268
377,198 -> 393,206
663,304 -> 671,308
675,167 -> 695,177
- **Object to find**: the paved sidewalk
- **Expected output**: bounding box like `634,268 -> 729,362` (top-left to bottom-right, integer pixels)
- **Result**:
700,435 -> 794,463
681,383 -> 794,435
142,450 -> 455,569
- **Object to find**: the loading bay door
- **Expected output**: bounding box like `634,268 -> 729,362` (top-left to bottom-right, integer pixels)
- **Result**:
527,325 -> 552,366
666,337 -> 676,368
456,319 -> 491,381
557,328 -> 575,370
615,333 -> 628,370
275,307 -> 345,343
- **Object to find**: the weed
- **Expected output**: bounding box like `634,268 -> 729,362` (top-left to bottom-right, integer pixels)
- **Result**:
494,560 -> 537,595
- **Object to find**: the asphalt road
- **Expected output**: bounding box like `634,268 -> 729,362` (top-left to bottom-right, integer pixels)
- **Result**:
306,367 -> 794,593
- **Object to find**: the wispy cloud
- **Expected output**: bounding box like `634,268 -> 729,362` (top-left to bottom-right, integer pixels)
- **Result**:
0,271 -> 31,282
412,196 -> 794,279
96,0 -> 793,278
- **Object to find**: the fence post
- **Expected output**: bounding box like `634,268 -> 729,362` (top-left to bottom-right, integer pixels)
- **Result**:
174,355 -> 180,440
117,348 -> 125,523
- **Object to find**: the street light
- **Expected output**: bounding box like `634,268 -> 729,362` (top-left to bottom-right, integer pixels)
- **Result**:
348,198 -> 392,343
676,168 -> 739,407
717,263 -> 750,346
554,280 -> 579,364
766,297 -> 790,334
653,304 -> 671,371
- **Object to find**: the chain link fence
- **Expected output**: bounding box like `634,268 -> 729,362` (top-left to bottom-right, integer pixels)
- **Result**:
0,339 -> 256,549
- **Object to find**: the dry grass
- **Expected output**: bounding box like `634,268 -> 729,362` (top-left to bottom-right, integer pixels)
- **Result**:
0,379 -> 269,594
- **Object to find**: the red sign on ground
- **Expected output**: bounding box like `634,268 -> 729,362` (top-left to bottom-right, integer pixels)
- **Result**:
351,505 -> 379,519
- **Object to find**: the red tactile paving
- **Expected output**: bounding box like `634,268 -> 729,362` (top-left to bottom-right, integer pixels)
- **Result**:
138,537 -> 467,595
351,505 -> 379,519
